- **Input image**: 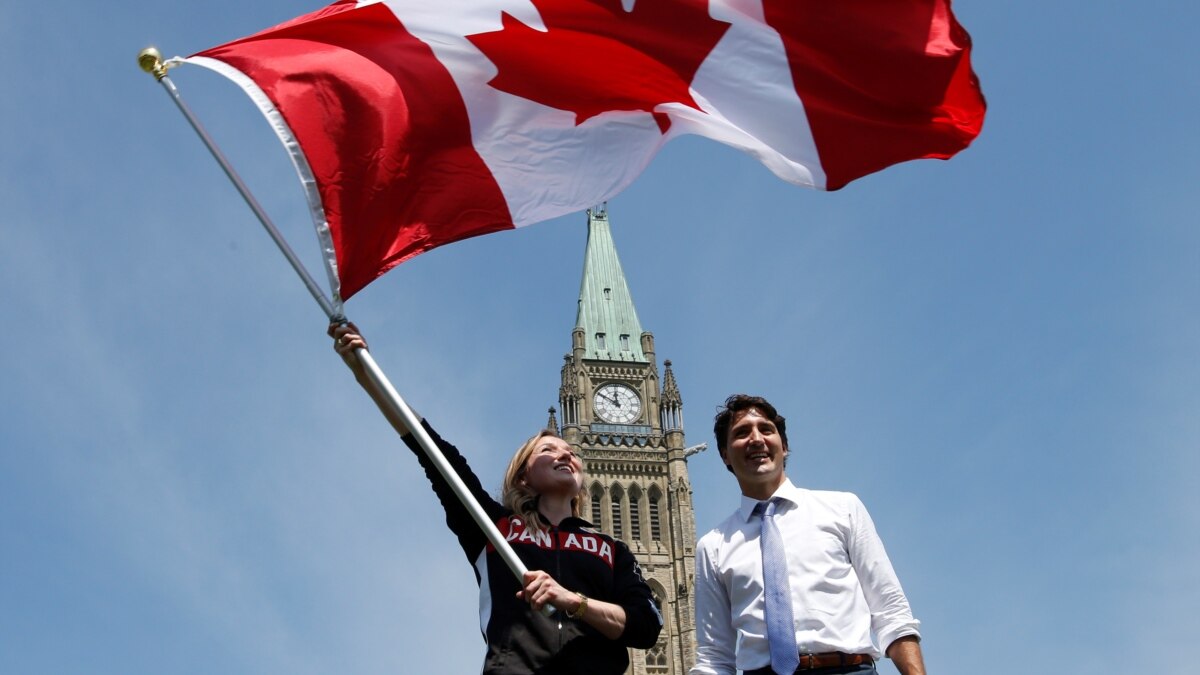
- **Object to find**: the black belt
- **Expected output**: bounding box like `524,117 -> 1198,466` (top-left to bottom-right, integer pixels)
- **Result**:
745,652 -> 874,674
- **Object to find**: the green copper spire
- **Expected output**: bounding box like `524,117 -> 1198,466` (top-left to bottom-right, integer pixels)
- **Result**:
575,206 -> 646,362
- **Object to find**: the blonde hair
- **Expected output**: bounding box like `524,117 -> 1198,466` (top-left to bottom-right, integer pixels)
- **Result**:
501,430 -> 585,534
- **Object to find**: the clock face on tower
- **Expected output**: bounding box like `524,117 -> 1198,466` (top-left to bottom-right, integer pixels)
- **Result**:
593,383 -> 642,424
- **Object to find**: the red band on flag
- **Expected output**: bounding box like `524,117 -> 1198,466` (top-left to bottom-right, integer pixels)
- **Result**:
196,1 -> 512,299
763,0 -> 986,190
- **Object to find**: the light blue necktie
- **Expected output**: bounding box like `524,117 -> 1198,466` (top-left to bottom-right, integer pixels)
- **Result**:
757,498 -> 799,675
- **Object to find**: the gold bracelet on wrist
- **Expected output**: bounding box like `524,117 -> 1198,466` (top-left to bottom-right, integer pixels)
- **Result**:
568,592 -> 588,619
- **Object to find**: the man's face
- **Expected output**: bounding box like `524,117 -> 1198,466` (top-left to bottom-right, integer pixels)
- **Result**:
721,407 -> 788,498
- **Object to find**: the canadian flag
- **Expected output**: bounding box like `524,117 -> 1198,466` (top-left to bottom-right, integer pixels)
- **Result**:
189,0 -> 985,300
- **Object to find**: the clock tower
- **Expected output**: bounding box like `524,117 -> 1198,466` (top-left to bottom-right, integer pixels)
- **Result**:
550,206 -> 703,675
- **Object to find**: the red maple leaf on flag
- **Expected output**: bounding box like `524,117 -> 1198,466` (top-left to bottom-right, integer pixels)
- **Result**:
468,0 -> 731,133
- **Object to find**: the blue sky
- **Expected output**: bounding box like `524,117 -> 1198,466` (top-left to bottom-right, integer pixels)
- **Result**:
2,2 -> 1197,674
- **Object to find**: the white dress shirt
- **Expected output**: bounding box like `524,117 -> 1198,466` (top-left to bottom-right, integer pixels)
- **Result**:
691,479 -> 920,674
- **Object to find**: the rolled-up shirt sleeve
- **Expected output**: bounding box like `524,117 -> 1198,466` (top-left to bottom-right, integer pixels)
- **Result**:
847,495 -> 921,653
691,535 -> 737,675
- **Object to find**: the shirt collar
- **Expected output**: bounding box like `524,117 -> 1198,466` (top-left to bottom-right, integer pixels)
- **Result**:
736,478 -> 803,521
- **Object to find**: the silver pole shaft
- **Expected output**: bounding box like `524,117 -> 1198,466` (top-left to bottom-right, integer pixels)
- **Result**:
355,349 -> 534,583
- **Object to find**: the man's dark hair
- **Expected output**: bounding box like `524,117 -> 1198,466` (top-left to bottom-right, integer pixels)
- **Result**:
713,394 -> 788,456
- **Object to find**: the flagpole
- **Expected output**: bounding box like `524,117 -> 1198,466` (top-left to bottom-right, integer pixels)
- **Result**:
137,47 -> 541,596
353,346 -> 539,586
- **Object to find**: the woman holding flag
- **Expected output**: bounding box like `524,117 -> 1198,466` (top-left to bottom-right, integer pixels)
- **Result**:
331,323 -> 662,675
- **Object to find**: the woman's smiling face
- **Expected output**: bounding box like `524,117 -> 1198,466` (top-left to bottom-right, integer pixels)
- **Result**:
522,435 -> 583,497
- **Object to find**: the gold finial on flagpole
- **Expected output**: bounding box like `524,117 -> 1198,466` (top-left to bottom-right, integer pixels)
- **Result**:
137,46 -> 167,80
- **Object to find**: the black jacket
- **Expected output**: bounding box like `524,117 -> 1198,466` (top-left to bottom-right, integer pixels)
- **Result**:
403,421 -> 663,675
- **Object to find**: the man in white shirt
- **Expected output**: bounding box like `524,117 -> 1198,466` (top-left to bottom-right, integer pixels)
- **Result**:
691,395 -> 926,675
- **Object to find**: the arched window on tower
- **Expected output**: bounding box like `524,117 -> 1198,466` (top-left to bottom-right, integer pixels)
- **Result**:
610,484 -> 624,539
628,484 -> 642,541
590,483 -> 603,526
649,487 -> 662,541
645,642 -> 668,674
